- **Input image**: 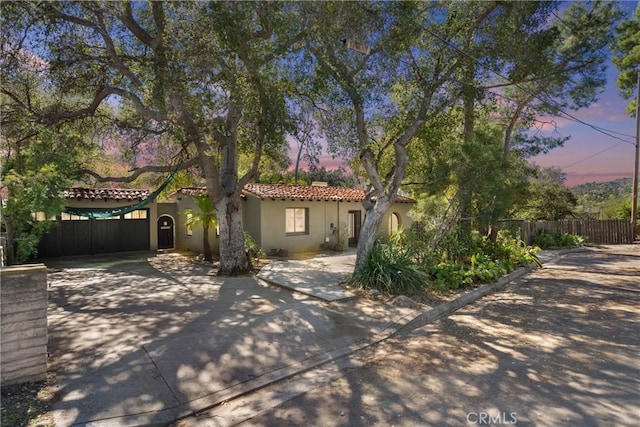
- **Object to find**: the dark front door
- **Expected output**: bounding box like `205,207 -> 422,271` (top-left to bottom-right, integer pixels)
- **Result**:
157,216 -> 174,249
348,210 -> 361,247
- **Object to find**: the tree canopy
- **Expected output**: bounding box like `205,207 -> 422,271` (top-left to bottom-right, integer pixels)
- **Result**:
612,2 -> 640,115
0,1 -> 625,271
1,1 -> 302,272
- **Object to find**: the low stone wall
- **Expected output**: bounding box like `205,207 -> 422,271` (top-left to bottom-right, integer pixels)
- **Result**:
1,264 -> 48,385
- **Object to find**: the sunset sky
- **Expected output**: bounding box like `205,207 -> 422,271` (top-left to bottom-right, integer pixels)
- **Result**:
306,2 -> 639,189
531,67 -> 637,187
507,0 -> 639,188
307,68 -> 638,188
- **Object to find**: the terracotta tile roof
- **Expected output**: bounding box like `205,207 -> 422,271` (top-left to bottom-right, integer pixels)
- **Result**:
63,188 -> 150,201
173,184 -> 415,203
243,183 -> 415,203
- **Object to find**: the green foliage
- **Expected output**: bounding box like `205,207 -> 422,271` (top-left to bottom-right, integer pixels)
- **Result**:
572,178 -> 637,220
532,230 -> 584,249
182,194 -> 217,262
350,232 -> 430,295
1,126 -> 94,263
243,231 -> 266,263
258,167 -> 357,187
182,195 -> 217,228
611,3 -> 640,115
427,230 -> 540,290
428,262 -> 473,290
515,167 -> 577,221
350,228 -> 540,294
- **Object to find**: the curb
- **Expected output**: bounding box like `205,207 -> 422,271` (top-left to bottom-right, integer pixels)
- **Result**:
397,264 -> 536,334
172,252 -> 585,424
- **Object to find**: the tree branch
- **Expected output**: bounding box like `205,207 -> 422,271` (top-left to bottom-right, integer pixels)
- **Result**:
42,86 -> 116,124
120,2 -> 155,47
93,10 -> 144,87
109,86 -> 167,121
81,157 -> 198,183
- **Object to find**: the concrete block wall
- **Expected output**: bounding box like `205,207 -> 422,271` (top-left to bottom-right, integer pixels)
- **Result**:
1,264 -> 48,385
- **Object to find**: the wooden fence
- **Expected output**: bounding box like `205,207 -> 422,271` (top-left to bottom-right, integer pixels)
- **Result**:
513,219 -> 635,245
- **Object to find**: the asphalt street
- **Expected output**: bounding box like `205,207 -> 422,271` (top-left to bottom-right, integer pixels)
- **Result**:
183,246 -> 640,427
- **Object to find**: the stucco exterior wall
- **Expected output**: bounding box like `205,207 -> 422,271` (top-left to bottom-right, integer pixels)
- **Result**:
247,195 -> 415,255
242,195 -> 262,248
173,197 -> 221,255
167,190 -> 415,257
380,202 -> 415,236
255,198 -> 353,253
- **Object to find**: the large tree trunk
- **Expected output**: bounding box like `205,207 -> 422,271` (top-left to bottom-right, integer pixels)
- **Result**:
354,196 -> 392,272
216,193 -> 249,276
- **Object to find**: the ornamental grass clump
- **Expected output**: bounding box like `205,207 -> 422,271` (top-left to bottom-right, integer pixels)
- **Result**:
350,236 -> 429,295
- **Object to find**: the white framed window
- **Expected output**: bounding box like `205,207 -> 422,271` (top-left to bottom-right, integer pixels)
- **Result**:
285,208 -> 308,234
186,213 -> 193,236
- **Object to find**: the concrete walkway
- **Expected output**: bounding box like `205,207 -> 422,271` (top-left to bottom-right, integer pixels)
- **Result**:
257,250 -> 356,301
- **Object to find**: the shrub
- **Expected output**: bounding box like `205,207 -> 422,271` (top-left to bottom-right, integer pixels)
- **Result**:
426,231 -> 541,290
350,236 -> 429,295
480,231 -> 541,268
532,230 -> 584,249
244,231 -> 266,263
353,228 -> 542,294
428,261 -> 471,290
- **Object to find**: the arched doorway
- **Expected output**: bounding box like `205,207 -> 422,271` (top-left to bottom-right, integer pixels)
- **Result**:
348,210 -> 361,247
157,215 -> 175,249
389,212 -> 400,235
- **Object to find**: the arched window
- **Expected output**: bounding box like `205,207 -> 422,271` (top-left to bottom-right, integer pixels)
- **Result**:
389,212 -> 400,235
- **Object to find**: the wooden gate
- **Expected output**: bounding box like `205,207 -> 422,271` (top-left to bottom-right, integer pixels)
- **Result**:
37,209 -> 150,258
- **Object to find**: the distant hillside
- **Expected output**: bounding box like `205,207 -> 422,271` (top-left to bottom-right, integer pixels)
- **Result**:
572,177 -> 634,219
572,177 -> 632,203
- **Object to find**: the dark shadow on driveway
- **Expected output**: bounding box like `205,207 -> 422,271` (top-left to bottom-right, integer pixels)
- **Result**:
46,253 -> 415,426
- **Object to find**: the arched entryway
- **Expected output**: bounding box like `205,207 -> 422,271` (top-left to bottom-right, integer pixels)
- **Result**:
157,215 -> 175,249
389,212 -> 400,235
348,210 -> 361,247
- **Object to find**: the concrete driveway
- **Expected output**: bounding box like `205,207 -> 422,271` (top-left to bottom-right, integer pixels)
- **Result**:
45,253 -> 419,426
185,245 -> 640,426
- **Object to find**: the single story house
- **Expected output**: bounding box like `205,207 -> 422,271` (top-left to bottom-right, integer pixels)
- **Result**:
167,182 -> 415,256
36,183 -> 415,258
